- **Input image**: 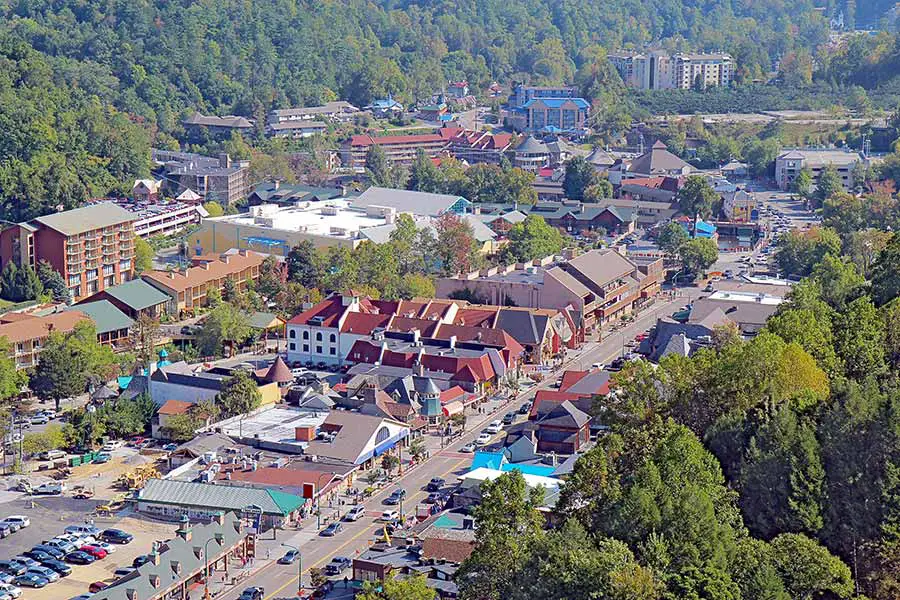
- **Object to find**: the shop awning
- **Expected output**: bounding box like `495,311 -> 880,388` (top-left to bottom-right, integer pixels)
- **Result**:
442,400 -> 464,417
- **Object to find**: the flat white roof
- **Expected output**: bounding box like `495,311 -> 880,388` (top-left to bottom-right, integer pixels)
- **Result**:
707,290 -> 784,306
460,467 -> 561,489
220,406 -> 328,448
211,199 -> 390,239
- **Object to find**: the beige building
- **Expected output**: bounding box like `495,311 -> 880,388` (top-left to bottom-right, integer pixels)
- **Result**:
610,51 -> 731,90
774,149 -> 866,192
0,311 -> 88,370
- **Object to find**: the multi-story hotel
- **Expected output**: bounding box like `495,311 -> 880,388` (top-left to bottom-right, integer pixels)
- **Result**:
610,51 -> 733,90
0,203 -> 137,300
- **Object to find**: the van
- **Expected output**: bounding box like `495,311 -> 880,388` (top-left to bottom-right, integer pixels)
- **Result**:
64,525 -> 101,538
38,450 -> 65,461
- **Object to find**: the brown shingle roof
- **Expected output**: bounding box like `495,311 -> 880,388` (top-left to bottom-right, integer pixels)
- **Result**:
157,400 -> 194,415
141,251 -> 264,293
0,311 -> 88,344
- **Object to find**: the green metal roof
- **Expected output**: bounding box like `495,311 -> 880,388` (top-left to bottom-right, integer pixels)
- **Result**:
247,311 -> 284,329
101,279 -> 172,311
67,300 -> 134,334
267,489 -> 307,514
138,479 -> 306,516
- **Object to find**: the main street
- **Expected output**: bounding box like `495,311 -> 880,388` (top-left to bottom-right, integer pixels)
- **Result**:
210,291 -> 695,600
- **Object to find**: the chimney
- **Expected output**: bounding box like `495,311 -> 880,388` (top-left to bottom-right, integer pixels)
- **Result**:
412,329 -> 421,344
295,426 -> 316,441
219,153 -> 231,169
150,550 -> 161,566
175,516 -> 192,542
448,335 -> 457,350
415,362 -> 425,377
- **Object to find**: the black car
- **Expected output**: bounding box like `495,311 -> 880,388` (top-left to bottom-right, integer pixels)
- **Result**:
324,556 -> 352,576
517,403 -> 531,415
607,357 -> 626,371
425,477 -> 444,492
132,555 -> 151,568
23,550 -> 55,563
31,545 -> 65,560
502,412 -> 516,425
65,551 -> 96,565
319,522 -> 343,537
0,560 -> 27,576
100,529 -> 133,544
383,489 -> 405,505
425,492 -> 445,504
239,587 -> 264,600
41,559 -> 72,576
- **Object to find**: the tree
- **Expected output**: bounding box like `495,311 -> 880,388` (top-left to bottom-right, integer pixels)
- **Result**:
765,308 -> 839,376
202,201 -> 224,217
1,261 -> 42,303
0,339 -> 24,403
563,157 -> 599,201
429,213 -> 480,275
37,260 -> 69,303
133,236 -> 154,274
679,238 -> 718,279
366,145 -> 396,187
809,254 -> 864,309
871,232 -> 900,306
657,222 -> 689,256
770,534 -> 853,600
217,370 -> 262,417
22,425 -> 66,456
676,175 -> 718,219
32,322 -> 116,410
583,179 -> 613,202
814,165 -> 843,206
358,575 -> 436,600
399,273 -> 435,299
775,228 -> 842,277
380,453 -> 400,474
132,314 -> 162,368
502,215 -> 564,263
408,148 -> 443,193
196,303 -> 252,357
458,471 -> 545,600
287,240 -> 321,288
257,255 -> 286,300
160,412 -> 202,442
790,168 -> 813,199
834,296 -> 887,380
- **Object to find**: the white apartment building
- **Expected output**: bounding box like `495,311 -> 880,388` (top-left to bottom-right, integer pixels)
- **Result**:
774,149 -> 866,192
672,53 -> 733,89
610,51 -> 732,90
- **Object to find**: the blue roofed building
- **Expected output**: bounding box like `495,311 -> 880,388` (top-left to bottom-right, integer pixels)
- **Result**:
506,88 -> 591,134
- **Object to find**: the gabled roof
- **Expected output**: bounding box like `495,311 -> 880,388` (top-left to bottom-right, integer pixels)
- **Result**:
33,203 -> 134,236
0,310 -> 88,343
628,141 -> 691,175
565,249 -> 637,289
351,187 -> 470,218
65,300 -> 133,335
559,369 -> 611,396
157,400 -> 194,416
287,295 -> 349,328
340,312 -> 393,334
183,113 -> 253,128
387,317 -> 441,337
142,251 -> 265,294
586,147 -> 616,166
537,400 -> 591,429
95,279 -> 172,311
453,307 -> 499,328
137,479 -> 305,516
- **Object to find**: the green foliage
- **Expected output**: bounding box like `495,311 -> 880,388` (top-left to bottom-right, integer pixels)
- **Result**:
563,157 -> 599,201
657,222 -> 689,256
196,303 -> 252,357
679,238 -> 718,279
814,165 -> 844,207
770,533 -> 854,599
676,176 -> 718,219
775,227 -> 842,277
502,215 -> 564,263
22,424 -> 66,456
160,412 -> 201,443
358,575 -> 436,600
202,201 -> 225,218
583,179 -> 614,202
871,232 -> 900,306
834,296 -> 887,380
133,236 -> 154,275
36,260 -> 68,303
0,262 -> 43,303
287,240 -> 321,288
216,370 -> 261,417
366,145 -> 406,188
257,255 -> 286,300
791,168 -> 813,198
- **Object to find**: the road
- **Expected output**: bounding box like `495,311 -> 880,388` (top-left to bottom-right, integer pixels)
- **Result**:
210,293 -> 696,600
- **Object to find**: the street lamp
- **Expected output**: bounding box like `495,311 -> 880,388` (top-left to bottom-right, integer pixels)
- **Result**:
282,543 -> 303,597
203,532 -> 225,600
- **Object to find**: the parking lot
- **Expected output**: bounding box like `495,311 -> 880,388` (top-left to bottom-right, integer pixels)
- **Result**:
0,497 -> 178,599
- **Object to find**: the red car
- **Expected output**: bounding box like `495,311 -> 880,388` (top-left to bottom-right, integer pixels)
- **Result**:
89,581 -> 109,593
80,546 -> 108,560
128,437 -> 145,448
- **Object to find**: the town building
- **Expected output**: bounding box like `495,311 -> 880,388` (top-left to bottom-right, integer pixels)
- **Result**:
101,199 -> 206,238
141,250 -> 265,313
65,300 -> 133,350
446,130 -> 513,164
132,179 -> 163,203
528,201 -> 637,235
774,149 -> 865,191
134,479 -> 304,528
617,176 -> 683,203
509,84 -> 579,108
436,249 -> 664,333
152,149 -> 250,205
131,359 -> 281,408
352,186 -> 471,217
619,141 -> 692,180
353,543 -> 460,598
343,127 -> 513,170
268,101 -> 360,126
513,136 -> 551,173
267,120 -> 327,139
366,95 -> 404,118
722,188 -> 758,222
247,181 -> 346,206
610,51 -> 733,90
79,278 -> 172,320
672,53 -> 734,89
0,311 -> 88,370
91,512 -> 253,600
181,113 -> 254,142
0,203 -> 137,301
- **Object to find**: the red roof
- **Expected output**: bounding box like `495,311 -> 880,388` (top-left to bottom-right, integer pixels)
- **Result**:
340,312 -> 392,334
158,400 -> 194,416
453,307 -> 499,328
530,391 -> 591,419
440,385 -> 467,403
350,133 -> 448,147
558,370 -> 589,392
287,296 -> 348,328
433,324 -> 525,357
388,317 -> 440,337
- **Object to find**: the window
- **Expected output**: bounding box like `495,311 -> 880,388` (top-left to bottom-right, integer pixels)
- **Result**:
329,348 -> 336,355
302,331 -> 309,340
315,332 -> 322,342
289,343 -> 296,351
103,264 -> 115,276
316,346 -> 323,354
86,269 -> 98,281
303,344 -> 309,352
16,343 -> 23,353
329,333 -> 336,343
289,330 -> 296,339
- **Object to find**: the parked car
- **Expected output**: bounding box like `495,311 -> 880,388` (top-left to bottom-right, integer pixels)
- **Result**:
92,541 -> 116,554
278,549 -> 299,565
11,558 -> 38,570
425,492 -> 446,504
38,449 -> 65,461
0,523 -> 11,538
324,556 -> 351,575
162,443 -> 178,452
29,415 -> 48,425
88,581 -> 109,593
0,583 -> 20,599
459,442 -> 476,453
320,522 -> 343,537
132,555 -> 151,568
344,505 -> 366,522
65,525 -> 101,538
239,587 -> 264,600
100,529 -> 133,544
40,560 -> 71,577
22,550 -> 53,564
79,546 -> 107,560
30,546 -> 64,561
425,477 -> 445,492
33,482 -> 65,495
113,567 -> 136,578
3,516 -> 29,530
475,432 -> 492,445
64,552 -> 95,565
92,453 -> 111,464
485,420 -> 503,434
101,440 -> 123,452
25,566 -> 58,583
0,562 -> 27,577
13,574 -> 47,588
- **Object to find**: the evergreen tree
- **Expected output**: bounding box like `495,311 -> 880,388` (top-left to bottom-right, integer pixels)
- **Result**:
37,260 -> 69,303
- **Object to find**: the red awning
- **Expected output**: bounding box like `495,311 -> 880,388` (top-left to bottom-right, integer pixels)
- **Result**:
442,400 -> 464,417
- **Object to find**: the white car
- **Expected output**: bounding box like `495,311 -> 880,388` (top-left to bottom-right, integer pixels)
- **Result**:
101,440 -> 123,452
2,516 -> 29,529
459,442 -> 476,453
34,482 -> 65,495
93,540 -> 116,554
380,510 -> 400,522
475,432 -> 492,445
485,420 -> 503,434
0,583 -> 22,598
344,505 -> 366,522
29,415 -> 48,425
